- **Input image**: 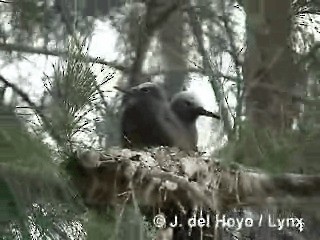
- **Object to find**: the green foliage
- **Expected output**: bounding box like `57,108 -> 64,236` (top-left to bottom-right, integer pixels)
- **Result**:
0,0 -> 319,238
52,45 -> 97,114
0,43 -> 98,237
0,0 -> 95,47
42,41 -> 101,152
12,0 -> 45,29
3,0 -> 58,44
84,204 -> 155,240
85,208 -> 117,239
0,104 -> 53,172
0,176 -> 27,235
0,102 -> 85,239
116,204 -> 150,240
219,121 -> 302,173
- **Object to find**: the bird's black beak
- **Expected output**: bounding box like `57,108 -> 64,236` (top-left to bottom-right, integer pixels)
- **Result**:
196,107 -> 221,119
114,86 -> 133,95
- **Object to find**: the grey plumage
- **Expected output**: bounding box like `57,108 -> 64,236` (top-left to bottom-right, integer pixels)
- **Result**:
171,91 -> 220,149
117,82 -> 195,150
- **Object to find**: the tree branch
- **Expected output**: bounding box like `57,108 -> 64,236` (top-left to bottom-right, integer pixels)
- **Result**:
0,43 -> 127,72
186,2 -> 233,137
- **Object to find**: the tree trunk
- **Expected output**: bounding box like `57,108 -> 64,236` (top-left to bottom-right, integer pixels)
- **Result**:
243,0 -> 306,133
159,9 -> 187,98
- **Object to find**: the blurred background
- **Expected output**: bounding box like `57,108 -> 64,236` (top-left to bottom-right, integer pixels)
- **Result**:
0,0 -> 320,239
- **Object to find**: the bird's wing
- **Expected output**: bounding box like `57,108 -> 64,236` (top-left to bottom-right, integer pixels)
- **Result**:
160,109 -> 197,151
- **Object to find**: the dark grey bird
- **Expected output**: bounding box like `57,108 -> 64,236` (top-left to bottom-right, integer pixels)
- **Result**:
116,82 -> 195,150
170,91 -> 220,149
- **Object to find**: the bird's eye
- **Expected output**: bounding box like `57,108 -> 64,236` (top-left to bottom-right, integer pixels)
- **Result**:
140,87 -> 150,93
185,101 -> 192,106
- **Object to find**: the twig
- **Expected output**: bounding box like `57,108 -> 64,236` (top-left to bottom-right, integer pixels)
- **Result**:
219,0 -> 244,135
150,170 -> 215,209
